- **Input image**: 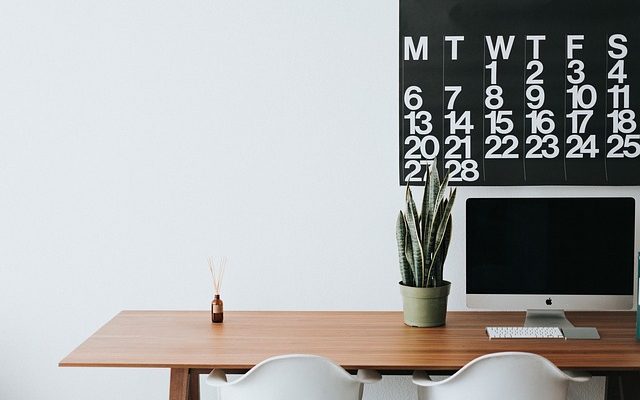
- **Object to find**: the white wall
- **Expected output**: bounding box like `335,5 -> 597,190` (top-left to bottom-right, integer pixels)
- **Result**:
0,1 -> 636,399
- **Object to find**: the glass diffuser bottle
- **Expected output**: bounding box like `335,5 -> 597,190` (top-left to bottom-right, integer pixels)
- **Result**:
211,294 -> 223,323
208,256 -> 226,324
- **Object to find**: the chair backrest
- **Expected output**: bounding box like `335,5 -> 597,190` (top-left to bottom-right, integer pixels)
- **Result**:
413,352 -> 590,400
211,354 -> 367,400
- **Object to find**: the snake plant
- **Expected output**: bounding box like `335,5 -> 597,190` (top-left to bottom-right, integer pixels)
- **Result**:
396,164 -> 456,288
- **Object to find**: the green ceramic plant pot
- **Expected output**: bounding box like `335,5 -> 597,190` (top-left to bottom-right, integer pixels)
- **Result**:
399,281 -> 451,327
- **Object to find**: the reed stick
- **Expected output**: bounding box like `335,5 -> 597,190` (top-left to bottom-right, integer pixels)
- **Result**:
207,256 -> 227,295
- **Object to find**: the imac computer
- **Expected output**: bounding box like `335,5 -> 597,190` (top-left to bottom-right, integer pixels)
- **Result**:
466,197 -> 636,328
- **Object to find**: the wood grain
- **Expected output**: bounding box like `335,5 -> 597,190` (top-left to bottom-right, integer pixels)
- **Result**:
59,311 -> 640,371
169,368 -> 188,400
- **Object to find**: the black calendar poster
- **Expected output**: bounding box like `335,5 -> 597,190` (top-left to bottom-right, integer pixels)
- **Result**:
400,0 -> 640,185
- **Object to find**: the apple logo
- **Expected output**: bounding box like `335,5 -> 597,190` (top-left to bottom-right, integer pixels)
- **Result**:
545,298 -> 553,306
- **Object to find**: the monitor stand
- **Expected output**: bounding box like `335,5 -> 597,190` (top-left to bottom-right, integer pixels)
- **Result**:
524,310 -> 601,339
523,309 -> 575,328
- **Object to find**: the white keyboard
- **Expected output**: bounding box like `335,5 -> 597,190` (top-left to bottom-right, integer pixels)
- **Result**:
486,326 -> 564,339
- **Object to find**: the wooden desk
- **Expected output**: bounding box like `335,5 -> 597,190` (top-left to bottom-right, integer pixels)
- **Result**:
60,311 -> 640,400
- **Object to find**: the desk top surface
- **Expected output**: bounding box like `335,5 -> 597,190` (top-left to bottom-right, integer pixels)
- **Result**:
59,310 -> 640,371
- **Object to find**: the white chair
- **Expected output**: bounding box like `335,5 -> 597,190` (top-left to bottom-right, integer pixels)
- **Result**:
206,354 -> 381,400
412,352 -> 590,400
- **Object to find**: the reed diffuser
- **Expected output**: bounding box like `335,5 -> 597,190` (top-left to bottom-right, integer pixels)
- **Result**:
208,256 -> 226,323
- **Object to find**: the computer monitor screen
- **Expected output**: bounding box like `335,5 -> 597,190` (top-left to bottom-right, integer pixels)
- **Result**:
466,197 -> 635,311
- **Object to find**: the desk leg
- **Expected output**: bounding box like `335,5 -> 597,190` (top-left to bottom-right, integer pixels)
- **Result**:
169,368 -> 189,400
605,372 -> 640,400
168,368 -> 201,400
189,371 -> 201,400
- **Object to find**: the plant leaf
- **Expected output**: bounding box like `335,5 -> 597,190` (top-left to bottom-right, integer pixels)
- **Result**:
419,166 -> 431,247
405,188 -> 424,287
404,218 -> 414,273
426,197 -> 446,286
406,185 -> 421,241
431,214 -> 452,286
427,171 -> 450,249
426,188 -> 457,286
423,164 -> 447,269
396,211 -> 415,286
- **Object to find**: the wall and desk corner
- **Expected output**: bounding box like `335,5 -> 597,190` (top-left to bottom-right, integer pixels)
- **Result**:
2,0 -> 639,399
